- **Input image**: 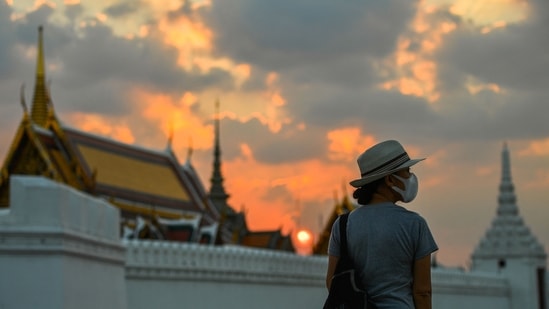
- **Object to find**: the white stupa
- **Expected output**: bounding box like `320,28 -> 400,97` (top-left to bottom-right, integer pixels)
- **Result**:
472,143 -> 546,309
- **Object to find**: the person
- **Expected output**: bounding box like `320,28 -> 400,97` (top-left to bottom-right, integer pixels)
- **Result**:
326,140 -> 438,309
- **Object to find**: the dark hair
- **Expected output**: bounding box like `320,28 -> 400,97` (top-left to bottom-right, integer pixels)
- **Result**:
353,177 -> 385,205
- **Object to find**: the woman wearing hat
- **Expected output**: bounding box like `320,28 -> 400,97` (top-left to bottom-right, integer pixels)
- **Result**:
326,140 -> 438,309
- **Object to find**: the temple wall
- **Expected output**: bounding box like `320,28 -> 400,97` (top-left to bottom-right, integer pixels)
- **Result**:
0,176 -> 524,308
432,268 -> 510,309
0,176 -> 127,309
125,240 -> 327,309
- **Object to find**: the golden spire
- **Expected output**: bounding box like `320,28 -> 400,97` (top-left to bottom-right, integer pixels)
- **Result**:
186,136 -> 193,163
30,26 -> 52,127
166,119 -> 174,151
20,84 -> 29,117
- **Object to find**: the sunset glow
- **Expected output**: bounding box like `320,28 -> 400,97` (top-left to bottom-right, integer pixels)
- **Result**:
297,230 -> 312,243
294,229 -> 313,255
1,0 -> 548,267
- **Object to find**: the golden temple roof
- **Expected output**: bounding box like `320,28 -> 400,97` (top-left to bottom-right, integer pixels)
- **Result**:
76,144 -> 189,201
62,127 -> 206,215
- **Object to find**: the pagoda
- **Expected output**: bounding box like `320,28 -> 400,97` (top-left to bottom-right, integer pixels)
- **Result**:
472,143 -> 546,309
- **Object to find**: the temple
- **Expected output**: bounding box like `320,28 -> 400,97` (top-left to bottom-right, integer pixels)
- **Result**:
0,26 -> 293,252
471,142 -> 547,309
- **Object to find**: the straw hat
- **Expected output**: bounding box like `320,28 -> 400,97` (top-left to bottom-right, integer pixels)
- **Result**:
350,140 -> 425,188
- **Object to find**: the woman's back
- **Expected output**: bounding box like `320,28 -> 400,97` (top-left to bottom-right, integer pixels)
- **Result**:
325,140 -> 437,309
329,203 -> 437,308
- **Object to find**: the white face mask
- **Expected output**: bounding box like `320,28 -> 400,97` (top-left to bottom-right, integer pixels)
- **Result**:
391,173 -> 419,203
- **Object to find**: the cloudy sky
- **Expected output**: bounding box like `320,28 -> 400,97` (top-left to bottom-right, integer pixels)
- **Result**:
1,0 -> 548,266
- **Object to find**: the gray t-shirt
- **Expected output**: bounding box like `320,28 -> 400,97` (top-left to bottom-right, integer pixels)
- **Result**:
328,202 -> 438,308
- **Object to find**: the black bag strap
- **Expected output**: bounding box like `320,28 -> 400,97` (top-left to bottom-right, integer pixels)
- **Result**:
330,213 -> 351,284
338,213 -> 350,262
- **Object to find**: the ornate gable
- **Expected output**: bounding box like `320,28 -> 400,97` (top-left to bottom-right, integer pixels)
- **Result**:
0,116 -> 87,206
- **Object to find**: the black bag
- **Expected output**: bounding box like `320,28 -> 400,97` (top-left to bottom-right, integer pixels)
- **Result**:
323,213 -> 370,309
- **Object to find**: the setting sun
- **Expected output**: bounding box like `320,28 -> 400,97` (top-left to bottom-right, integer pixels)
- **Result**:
296,230 -> 312,244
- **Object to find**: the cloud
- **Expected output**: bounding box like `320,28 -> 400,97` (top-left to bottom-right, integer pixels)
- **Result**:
205,0 -> 417,71
2,0 -> 548,266
219,117 -> 326,164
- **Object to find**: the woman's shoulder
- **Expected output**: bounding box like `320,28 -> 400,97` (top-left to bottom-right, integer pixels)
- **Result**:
392,204 -> 427,221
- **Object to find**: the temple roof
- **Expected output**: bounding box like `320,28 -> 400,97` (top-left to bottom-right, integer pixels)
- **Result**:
472,143 -> 546,260
63,127 -> 197,207
240,229 -> 295,252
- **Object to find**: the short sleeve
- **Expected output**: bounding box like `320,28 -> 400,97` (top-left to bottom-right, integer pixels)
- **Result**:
327,217 -> 341,257
414,217 -> 438,260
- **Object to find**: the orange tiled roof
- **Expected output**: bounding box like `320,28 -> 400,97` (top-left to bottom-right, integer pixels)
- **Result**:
76,144 -> 189,201
239,230 -> 295,252
62,127 -> 208,215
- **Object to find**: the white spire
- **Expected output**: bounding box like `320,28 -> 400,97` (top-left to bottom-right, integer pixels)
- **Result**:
472,143 -> 546,260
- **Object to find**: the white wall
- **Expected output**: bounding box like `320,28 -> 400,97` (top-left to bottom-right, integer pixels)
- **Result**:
0,176 -> 127,309
432,268 -> 510,309
124,240 -> 328,309
0,176 -> 521,309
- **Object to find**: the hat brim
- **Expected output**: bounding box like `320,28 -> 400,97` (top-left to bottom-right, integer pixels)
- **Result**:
349,158 -> 425,188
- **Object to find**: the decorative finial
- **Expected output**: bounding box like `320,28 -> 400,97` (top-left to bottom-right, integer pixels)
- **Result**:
166,120 -> 174,151
30,25 -> 51,126
20,84 -> 28,115
498,141 -> 517,216
186,136 -> 193,162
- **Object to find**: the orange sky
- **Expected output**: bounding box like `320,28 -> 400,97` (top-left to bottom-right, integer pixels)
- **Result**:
2,0 -> 548,264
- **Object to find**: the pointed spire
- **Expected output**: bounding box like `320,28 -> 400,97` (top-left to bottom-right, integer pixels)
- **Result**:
185,136 -> 193,164
166,120 -> 174,152
472,142 -> 546,260
209,99 -> 230,212
497,142 -> 518,216
30,26 -> 52,127
20,84 -> 29,116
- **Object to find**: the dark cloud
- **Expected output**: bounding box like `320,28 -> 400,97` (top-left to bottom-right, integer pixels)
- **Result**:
104,1 -> 143,18
219,117 -> 326,164
0,2 -> 18,80
205,0 -> 417,71
261,185 -> 294,208
53,25 -> 180,91
437,0 -> 549,93
440,27 -> 549,92
6,17 -> 235,116
20,3 -> 55,28
64,3 -> 84,21
281,81 -> 438,140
